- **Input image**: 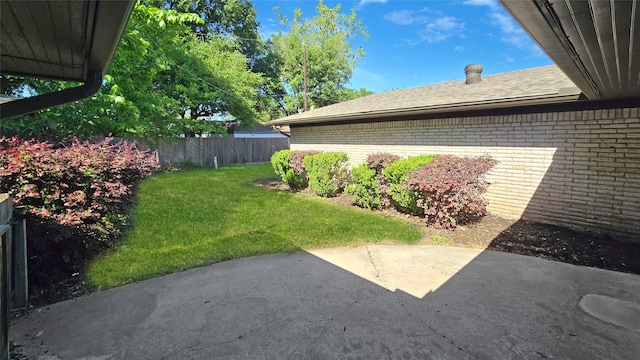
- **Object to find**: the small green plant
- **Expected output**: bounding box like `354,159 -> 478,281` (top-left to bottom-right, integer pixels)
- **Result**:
430,235 -> 446,244
383,155 -> 434,214
303,152 -> 349,197
345,163 -> 382,209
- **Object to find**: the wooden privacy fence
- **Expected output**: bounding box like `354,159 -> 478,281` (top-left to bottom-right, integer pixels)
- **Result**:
133,137 -> 290,167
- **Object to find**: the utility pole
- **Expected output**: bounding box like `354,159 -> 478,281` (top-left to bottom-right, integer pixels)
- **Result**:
303,46 -> 308,112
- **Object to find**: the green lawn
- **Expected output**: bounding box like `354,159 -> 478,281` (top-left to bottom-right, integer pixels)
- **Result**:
87,163 -> 422,289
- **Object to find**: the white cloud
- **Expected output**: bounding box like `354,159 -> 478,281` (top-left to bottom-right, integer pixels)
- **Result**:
454,45 -> 465,52
491,13 -> 521,38
384,7 -> 436,25
384,9 -> 463,45
431,17 -> 461,31
456,5 -> 545,57
359,0 -> 387,6
490,12 -> 541,54
419,17 -> 465,43
462,0 -> 499,8
384,8 -> 430,25
258,18 -> 280,40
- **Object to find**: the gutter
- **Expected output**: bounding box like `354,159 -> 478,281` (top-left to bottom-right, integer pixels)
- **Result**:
265,92 -> 582,126
0,69 -> 103,119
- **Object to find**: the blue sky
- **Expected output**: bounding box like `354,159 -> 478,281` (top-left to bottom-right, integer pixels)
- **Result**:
253,0 -> 553,93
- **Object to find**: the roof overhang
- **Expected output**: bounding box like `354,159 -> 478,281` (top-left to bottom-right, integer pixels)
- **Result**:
265,92 -> 582,126
0,0 -> 136,119
499,0 -> 640,100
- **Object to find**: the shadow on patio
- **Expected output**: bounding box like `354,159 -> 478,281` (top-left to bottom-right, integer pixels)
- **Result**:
10,244 -> 640,359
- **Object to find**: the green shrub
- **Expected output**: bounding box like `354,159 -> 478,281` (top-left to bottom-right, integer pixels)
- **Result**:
270,149 -> 291,180
270,149 -> 318,190
303,152 -> 349,197
383,155 -> 434,214
281,169 -> 305,189
345,163 -> 381,209
365,153 -> 401,208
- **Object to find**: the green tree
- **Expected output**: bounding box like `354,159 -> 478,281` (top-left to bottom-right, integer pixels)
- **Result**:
162,35 -> 264,137
271,0 -> 370,115
153,0 -> 285,121
151,0 -> 261,59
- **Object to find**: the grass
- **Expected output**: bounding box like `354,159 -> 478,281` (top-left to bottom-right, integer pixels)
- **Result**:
87,164 -> 422,289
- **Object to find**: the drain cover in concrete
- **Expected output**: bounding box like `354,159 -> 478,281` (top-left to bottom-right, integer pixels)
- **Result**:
579,294 -> 640,333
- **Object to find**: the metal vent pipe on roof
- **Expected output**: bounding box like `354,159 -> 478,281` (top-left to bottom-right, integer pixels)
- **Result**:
465,64 -> 483,84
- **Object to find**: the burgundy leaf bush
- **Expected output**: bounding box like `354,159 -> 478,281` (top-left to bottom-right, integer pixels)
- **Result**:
0,136 -> 159,240
408,155 -> 497,229
365,153 -> 401,173
290,150 -> 321,177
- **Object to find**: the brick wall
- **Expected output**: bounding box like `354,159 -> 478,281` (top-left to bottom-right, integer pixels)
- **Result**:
290,107 -> 640,240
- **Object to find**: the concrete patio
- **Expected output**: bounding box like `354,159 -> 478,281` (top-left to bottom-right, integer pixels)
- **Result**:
10,245 -> 640,359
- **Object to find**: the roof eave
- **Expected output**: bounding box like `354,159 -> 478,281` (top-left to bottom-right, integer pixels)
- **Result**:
265,93 -> 582,126
88,0 -> 137,78
499,0 -> 640,101
498,0 -> 601,100
0,0 -> 136,119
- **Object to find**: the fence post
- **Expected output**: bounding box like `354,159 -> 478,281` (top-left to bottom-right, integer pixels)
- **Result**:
11,208 -> 27,309
0,194 -> 13,360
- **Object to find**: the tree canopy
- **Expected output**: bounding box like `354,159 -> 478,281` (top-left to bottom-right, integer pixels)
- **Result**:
0,0 -> 374,139
1,4 -> 263,139
270,0 -> 370,115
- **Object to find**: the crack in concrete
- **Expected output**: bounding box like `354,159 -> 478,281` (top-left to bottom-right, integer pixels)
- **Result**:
365,245 -> 392,291
393,292 -> 476,358
159,316 -> 276,360
366,245 -> 381,279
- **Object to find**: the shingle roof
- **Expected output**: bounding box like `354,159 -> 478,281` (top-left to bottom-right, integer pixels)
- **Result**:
265,65 -> 581,126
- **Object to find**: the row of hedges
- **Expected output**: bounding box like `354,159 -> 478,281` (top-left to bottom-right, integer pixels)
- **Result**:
271,150 -> 497,229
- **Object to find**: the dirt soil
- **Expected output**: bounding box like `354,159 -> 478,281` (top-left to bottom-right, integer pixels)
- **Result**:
255,178 -> 640,277
23,179 -> 640,310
